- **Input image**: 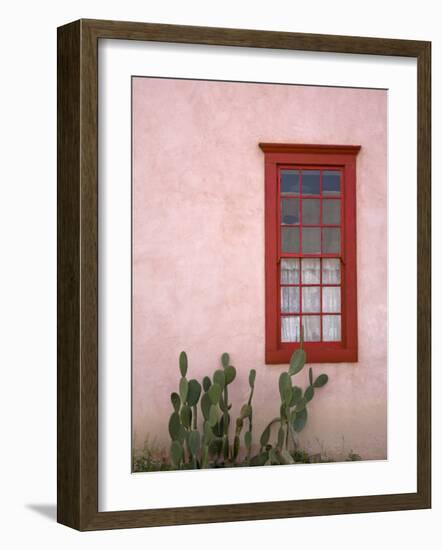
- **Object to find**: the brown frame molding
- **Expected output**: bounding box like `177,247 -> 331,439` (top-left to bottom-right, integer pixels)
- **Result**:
57,19 -> 431,530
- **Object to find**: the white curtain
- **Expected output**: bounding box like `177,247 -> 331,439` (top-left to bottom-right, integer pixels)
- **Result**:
281,287 -> 299,313
302,286 -> 320,312
322,287 -> 341,313
280,259 -> 300,284
323,315 -> 341,341
302,316 -> 321,342
281,316 -> 300,342
281,258 -> 342,343
301,258 -> 320,283
322,258 -> 340,284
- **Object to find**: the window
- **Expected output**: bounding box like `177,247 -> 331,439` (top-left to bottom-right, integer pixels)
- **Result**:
260,143 -> 360,363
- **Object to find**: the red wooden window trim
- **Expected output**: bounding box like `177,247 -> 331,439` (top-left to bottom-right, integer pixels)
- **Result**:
260,143 -> 361,364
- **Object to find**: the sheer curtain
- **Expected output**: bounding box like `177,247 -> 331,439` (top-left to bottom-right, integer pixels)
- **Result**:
323,315 -> 341,341
281,316 -> 300,342
280,258 -> 342,342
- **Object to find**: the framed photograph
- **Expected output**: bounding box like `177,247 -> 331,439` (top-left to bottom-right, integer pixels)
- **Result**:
57,19 -> 431,530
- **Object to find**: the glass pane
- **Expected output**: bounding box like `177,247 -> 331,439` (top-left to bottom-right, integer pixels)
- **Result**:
322,228 -> 341,254
301,258 -> 320,284
281,227 -> 300,253
302,287 -> 320,313
302,198 -> 320,224
281,259 -> 300,284
323,287 -> 341,313
301,170 -> 320,195
302,227 -> 321,253
322,199 -> 341,225
281,287 -> 300,313
323,315 -> 341,341
323,170 -> 341,195
280,170 -> 300,195
281,316 -> 300,342
281,198 -> 300,225
322,258 -> 341,284
302,316 -> 321,342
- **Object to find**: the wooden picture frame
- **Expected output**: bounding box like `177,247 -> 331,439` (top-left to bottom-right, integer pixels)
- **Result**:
57,19 -> 431,530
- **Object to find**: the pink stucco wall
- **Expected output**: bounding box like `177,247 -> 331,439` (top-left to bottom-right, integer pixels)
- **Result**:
132,77 -> 387,461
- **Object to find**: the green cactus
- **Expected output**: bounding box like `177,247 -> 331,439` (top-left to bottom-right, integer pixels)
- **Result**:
304,385 -> 314,403
260,421 -> 272,448
201,444 -> 209,468
293,408 -> 308,432
222,435 -> 230,461
218,354 -> 232,461
221,352 -> 230,368
244,430 -> 252,451
202,376 -> 211,392
290,386 -> 302,406
179,351 -> 188,377
288,348 -> 306,376
224,365 -> 236,385
188,430 -> 201,456
250,451 -> 268,467
208,383 -> 222,405
180,404 -> 192,429
245,369 -> 256,462
167,348 -> 329,470
313,374 -> 329,388
201,392 -> 211,421
277,426 -> 285,450
208,404 -> 218,427
208,438 -> 223,460
168,411 -> 181,441
179,377 -> 188,403
187,379 -> 202,430
249,369 -> 256,388
232,435 -> 240,461
187,379 -> 202,406
240,404 -> 252,419
258,330 -> 330,458
167,351 -> 258,469
213,370 -> 226,389
171,392 -> 180,413
203,421 -> 214,443
170,440 -> 183,468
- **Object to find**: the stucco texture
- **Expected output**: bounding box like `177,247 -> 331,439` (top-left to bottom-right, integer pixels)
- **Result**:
132,77 -> 387,461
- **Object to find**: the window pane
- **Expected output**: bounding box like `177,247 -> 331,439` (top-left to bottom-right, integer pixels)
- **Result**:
281,170 -> 300,195
281,316 -> 300,342
301,170 -> 320,195
281,198 -> 300,225
302,227 -> 321,253
281,227 -> 300,253
281,287 -> 300,313
323,315 -> 341,341
322,199 -> 341,225
322,228 -> 341,254
323,287 -> 341,313
302,198 -> 320,224
322,258 -> 341,284
323,170 -> 341,195
302,316 -> 321,342
301,258 -> 320,284
280,259 -> 300,284
302,287 -> 320,313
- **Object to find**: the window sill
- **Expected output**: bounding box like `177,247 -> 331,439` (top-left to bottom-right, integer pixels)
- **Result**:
266,344 -> 358,364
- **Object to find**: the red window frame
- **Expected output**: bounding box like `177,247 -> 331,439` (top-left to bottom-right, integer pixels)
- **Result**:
260,143 -> 361,364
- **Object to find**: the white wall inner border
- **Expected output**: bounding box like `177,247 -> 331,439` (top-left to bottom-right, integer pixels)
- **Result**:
98,39 -> 417,512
